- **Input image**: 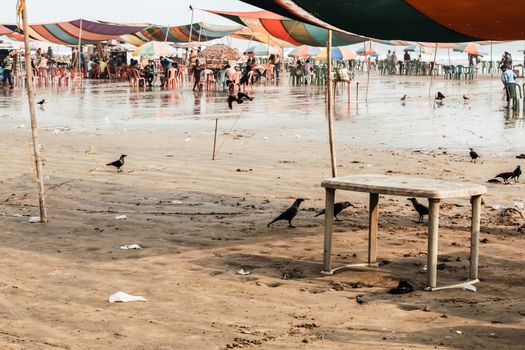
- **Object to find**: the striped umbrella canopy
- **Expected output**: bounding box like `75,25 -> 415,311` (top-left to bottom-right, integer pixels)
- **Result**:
356,47 -> 378,57
205,9 -> 367,47
453,43 -> 489,56
1,19 -> 147,46
404,44 -> 433,55
288,45 -> 321,58
243,44 -> 279,56
315,47 -> 356,60
132,41 -> 177,57
122,22 -> 243,46
230,27 -> 292,48
240,0 -> 525,42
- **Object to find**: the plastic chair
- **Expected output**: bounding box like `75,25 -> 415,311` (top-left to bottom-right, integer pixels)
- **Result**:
506,82 -> 522,111
165,68 -> 177,89
455,65 -> 464,79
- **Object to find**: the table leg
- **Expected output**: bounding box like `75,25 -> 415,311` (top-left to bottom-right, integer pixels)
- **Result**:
322,188 -> 336,274
368,193 -> 379,264
427,198 -> 440,289
470,195 -> 481,280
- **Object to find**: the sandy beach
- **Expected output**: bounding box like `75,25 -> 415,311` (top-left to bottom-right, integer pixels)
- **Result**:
0,75 -> 524,349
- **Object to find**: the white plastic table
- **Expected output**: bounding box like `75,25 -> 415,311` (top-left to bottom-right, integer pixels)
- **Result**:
321,174 -> 487,291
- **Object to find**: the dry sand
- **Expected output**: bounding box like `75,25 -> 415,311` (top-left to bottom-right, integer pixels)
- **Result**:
0,78 -> 524,349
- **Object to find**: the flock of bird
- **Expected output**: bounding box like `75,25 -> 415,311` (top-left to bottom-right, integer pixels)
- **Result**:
469,148 -> 522,184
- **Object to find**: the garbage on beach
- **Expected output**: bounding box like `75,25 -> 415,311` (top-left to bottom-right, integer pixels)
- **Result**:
29,216 -> 40,223
462,284 -> 477,292
237,269 -> 250,275
120,244 -> 142,250
115,214 -> 127,220
109,291 -> 146,303
515,202 -> 524,209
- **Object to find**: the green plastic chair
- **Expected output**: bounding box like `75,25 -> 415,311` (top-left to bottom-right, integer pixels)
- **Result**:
506,82 -> 522,111
455,65 -> 464,79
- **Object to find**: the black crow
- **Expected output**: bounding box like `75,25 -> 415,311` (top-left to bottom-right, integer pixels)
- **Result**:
37,99 -> 45,105
435,92 -> 445,100
408,198 -> 429,223
106,154 -> 127,172
493,165 -> 521,184
314,201 -> 354,221
267,198 -> 305,228
388,280 -> 414,294
516,154 -> 525,159
469,148 -> 480,162
463,95 -> 470,101
400,94 -> 407,101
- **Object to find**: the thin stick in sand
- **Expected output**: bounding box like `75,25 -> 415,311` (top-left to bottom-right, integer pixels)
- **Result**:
20,0 -> 48,222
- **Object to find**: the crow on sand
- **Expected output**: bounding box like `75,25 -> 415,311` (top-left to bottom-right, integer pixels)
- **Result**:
314,201 -> 354,221
408,198 -> 429,223
267,198 -> 305,228
106,154 -> 127,172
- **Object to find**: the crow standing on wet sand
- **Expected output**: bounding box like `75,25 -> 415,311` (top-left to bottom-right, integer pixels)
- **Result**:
492,165 -> 521,184
267,198 -> 305,228
435,92 -> 445,100
408,198 -> 429,223
469,148 -> 480,162
106,154 -> 127,172
37,99 -> 45,105
315,201 -> 354,221
227,92 -> 254,110
400,95 -> 407,101
463,95 -> 470,101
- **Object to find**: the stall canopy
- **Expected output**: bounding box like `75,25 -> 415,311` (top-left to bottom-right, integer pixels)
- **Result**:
239,0 -> 525,42
229,27 -> 293,48
121,22 -> 243,46
2,19 -> 147,46
205,9 -> 368,47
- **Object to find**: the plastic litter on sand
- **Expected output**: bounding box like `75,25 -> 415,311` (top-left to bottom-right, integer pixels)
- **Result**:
109,291 -> 146,303
237,269 -> 250,275
120,244 -> 142,250
115,214 -> 128,220
29,216 -> 40,223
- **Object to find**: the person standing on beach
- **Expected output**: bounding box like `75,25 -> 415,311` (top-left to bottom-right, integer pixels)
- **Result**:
502,66 -> 517,102
391,52 -> 398,74
191,59 -> 202,91
2,51 -> 14,89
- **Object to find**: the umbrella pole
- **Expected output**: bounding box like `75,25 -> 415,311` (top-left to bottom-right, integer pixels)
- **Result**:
20,1 -> 48,223
365,39 -> 371,102
326,30 -> 337,177
490,40 -> 493,78
78,18 -> 83,80
428,43 -> 438,98
164,24 -> 169,42
186,5 -> 194,65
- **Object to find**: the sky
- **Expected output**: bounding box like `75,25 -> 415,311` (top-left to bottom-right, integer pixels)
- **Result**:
0,0 -> 256,25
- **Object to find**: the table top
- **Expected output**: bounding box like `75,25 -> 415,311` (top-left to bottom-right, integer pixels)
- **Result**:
322,174 -> 487,199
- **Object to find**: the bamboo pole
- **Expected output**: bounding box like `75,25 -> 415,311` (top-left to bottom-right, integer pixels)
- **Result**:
21,1 -> 48,223
326,30 -> 337,178
490,41 -> 493,77
365,39 -> 372,101
77,18 -> 83,79
428,43 -> 438,98
186,5 -> 194,65
212,118 -> 218,160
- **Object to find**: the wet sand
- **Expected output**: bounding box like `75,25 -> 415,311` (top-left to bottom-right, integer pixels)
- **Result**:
0,75 -> 524,349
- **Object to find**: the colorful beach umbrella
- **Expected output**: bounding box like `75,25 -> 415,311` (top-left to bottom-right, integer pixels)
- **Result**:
315,47 -> 356,61
288,45 -> 321,58
356,47 -> 378,57
132,41 -> 177,57
243,45 -> 279,56
453,43 -> 488,56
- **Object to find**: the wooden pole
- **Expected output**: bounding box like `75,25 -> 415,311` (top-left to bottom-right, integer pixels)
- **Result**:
77,18 -> 83,78
428,43 -> 438,98
365,39 -> 371,101
21,1 -> 48,223
212,118 -> 218,160
186,6 -> 194,65
326,30 -> 337,178
490,41 -> 493,77
469,195 -> 481,280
